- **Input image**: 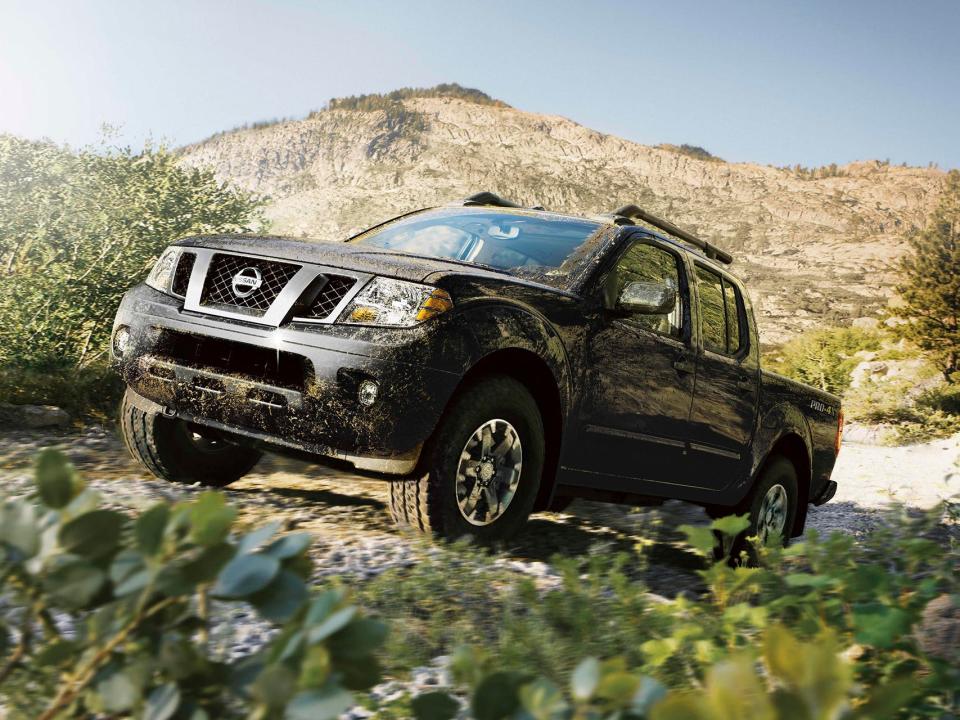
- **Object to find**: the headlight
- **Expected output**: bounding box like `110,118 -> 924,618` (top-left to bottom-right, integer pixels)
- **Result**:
145,246 -> 182,294
338,277 -> 453,327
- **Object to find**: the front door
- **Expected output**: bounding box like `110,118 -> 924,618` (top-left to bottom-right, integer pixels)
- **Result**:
687,265 -> 759,489
570,239 -> 697,486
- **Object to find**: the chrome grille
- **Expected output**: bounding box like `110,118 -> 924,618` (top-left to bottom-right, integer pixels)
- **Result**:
171,252 -> 195,297
200,254 -> 300,315
301,275 -> 355,320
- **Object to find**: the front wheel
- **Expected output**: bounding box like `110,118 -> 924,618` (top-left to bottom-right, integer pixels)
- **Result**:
120,389 -> 262,487
389,376 -> 544,542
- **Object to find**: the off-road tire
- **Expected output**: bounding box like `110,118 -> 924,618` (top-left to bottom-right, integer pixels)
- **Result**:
389,376 -> 545,542
120,389 -> 262,487
712,455 -> 799,562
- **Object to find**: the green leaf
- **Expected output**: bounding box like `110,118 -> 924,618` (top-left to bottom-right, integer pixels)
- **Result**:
0,499 -> 40,559
110,550 -> 151,596
250,570 -> 308,623
264,532 -> 312,560
238,520 -> 281,554
297,646 -> 332,689
710,513 -> 751,538
45,560 -> 106,608
632,676 -> 668,715
96,665 -> 145,713
135,504 -> 170,556
305,590 -> 344,625
784,573 -> 837,589
412,691 -> 460,720
144,683 -> 180,720
180,542 -> 236,584
59,509 -> 126,558
211,553 -> 279,598
641,637 -> 680,667
851,676 -> 916,719
189,492 -> 236,546
326,618 -> 388,659
852,603 -> 912,649
35,449 -> 79,508
596,670 -> 641,706
285,686 -> 354,720
35,639 -> 80,667
472,671 -> 526,720
571,657 -> 600,700
306,607 -> 356,643
679,524 -> 717,555
251,663 -> 297,709
519,678 -> 567,719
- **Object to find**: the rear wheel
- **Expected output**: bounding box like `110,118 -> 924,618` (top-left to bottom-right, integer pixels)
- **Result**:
389,376 -> 544,542
710,455 -> 799,562
120,389 -> 262,487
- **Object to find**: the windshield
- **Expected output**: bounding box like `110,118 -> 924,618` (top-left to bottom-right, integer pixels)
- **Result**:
350,208 -> 603,285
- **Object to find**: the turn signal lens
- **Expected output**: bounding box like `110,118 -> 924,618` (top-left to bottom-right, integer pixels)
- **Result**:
338,277 -> 453,327
415,289 -> 454,322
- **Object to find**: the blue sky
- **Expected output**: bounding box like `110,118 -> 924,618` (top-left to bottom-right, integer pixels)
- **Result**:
2,0 -> 958,168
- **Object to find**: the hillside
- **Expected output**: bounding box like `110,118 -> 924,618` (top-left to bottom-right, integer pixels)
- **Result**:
180,86 -> 947,344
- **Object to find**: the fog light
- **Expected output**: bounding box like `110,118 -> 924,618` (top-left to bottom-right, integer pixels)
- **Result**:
357,379 -> 379,407
113,326 -> 131,358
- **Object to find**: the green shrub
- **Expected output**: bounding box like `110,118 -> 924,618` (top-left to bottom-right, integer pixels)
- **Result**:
3,452 -> 957,718
0,361 -> 122,421
0,134 -> 264,384
418,511 -> 959,719
766,326 -> 883,395
0,451 -> 385,718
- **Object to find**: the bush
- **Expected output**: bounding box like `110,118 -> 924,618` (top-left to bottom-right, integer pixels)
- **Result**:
0,134 -> 264,406
0,361 -> 121,421
415,512 -> 959,719
765,326 -> 884,395
3,453 -> 957,718
0,451 -> 385,718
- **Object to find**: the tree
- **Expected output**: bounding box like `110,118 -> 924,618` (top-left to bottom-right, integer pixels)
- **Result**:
895,170 -> 960,383
0,134 -> 265,371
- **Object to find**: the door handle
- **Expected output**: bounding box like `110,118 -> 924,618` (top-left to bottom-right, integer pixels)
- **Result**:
672,357 -> 696,374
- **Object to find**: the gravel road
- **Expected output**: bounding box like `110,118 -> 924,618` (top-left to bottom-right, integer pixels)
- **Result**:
1,425 -> 956,715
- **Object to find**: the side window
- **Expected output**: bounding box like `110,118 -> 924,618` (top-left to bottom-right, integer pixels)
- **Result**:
695,264 -> 746,355
695,266 -> 727,353
614,242 -> 685,338
723,281 -> 743,354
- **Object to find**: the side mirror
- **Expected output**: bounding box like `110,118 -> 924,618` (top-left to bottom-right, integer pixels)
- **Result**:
616,281 -> 677,315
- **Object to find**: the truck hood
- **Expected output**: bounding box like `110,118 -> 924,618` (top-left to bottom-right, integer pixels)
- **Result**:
175,233 -> 514,285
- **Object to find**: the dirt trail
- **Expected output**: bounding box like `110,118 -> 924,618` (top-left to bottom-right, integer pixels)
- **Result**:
1,426 -> 956,596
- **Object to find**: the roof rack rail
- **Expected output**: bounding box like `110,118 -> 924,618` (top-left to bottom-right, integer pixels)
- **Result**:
461,192 -> 545,211
611,204 -> 733,265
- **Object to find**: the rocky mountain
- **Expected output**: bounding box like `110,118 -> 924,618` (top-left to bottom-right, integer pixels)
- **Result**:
180,86 -> 947,344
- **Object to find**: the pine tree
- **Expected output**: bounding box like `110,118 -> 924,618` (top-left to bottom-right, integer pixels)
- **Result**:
895,170 -> 960,383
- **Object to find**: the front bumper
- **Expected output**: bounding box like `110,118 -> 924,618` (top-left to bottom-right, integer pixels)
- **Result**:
113,285 -> 462,475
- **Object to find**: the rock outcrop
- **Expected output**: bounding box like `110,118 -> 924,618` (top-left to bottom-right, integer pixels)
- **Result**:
180,93 -> 947,344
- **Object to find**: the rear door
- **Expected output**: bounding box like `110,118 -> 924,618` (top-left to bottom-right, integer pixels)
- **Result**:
687,264 -> 759,489
570,238 -> 698,486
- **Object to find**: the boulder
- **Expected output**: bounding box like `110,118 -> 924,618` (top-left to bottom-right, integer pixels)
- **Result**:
915,594 -> 960,664
0,403 -> 71,429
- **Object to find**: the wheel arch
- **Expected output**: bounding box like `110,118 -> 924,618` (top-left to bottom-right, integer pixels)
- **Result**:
446,347 -> 565,512
762,432 -> 812,536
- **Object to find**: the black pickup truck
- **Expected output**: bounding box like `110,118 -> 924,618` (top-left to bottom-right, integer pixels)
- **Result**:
112,193 -> 843,543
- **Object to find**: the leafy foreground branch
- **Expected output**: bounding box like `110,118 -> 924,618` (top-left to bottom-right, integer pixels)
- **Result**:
1,451 -> 958,719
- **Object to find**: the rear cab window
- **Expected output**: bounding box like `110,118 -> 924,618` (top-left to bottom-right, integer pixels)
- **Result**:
694,264 -> 746,356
